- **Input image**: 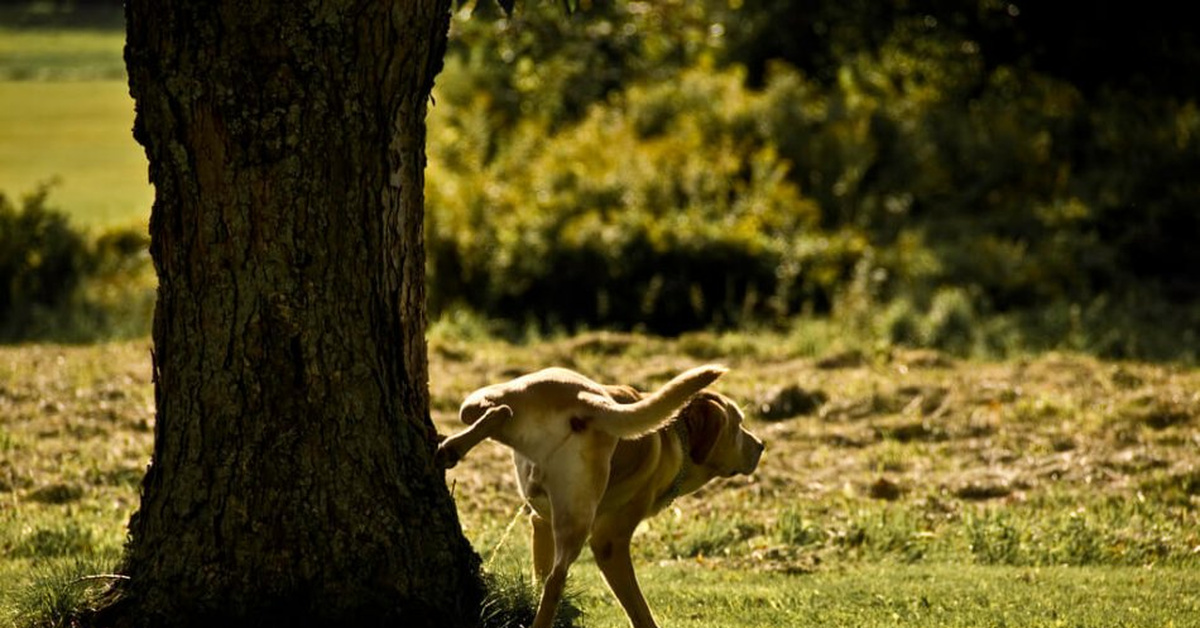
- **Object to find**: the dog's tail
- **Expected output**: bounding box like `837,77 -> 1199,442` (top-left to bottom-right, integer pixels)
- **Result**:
579,364 -> 727,438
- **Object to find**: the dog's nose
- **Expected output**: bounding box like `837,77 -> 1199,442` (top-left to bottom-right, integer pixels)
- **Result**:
741,434 -> 765,474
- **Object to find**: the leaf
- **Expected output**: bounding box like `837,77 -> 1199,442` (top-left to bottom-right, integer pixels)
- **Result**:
560,0 -> 578,13
496,0 -> 515,16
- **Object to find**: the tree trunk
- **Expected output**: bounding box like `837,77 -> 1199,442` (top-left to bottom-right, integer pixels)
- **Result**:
109,1 -> 482,626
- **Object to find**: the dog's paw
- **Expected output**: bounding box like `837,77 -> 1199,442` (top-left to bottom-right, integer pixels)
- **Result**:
435,443 -> 461,469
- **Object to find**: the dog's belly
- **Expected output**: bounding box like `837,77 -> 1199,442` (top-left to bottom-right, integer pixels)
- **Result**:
513,454 -> 553,517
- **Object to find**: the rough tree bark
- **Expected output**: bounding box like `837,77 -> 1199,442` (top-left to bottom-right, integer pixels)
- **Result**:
105,0 -> 483,626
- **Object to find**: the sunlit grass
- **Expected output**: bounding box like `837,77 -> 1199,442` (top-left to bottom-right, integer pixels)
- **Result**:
0,25 -> 148,230
574,562 -> 1200,628
4,335 -> 1200,626
0,79 -> 151,229
0,27 -> 125,81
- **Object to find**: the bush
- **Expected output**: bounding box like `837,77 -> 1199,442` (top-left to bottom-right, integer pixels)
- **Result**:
427,66 -> 866,333
427,3 -> 1200,348
0,185 -> 88,339
0,185 -> 151,343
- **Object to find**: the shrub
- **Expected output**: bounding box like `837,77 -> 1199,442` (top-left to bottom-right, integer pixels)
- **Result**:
921,288 -> 977,355
0,185 -> 152,343
429,6 -> 1200,344
427,66 -> 867,333
0,185 -> 89,338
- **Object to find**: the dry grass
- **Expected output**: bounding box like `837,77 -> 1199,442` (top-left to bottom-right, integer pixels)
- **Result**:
433,331 -> 1200,574
2,331 -> 1199,625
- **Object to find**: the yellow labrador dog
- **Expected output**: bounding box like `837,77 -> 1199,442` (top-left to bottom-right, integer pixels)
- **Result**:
436,365 -> 764,628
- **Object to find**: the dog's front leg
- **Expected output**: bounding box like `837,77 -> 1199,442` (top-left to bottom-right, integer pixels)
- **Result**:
591,516 -> 659,628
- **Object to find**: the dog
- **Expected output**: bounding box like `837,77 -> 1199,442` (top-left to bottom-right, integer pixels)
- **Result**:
436,365 -> 764,628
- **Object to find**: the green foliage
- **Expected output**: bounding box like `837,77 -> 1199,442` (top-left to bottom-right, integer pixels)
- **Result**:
6,2 -> 1199,358
775,508 -> 825,547
664,513 -> 760,559
428,64 -> 869,333
0,184 -> 88,336
0,184 -> 152,343
424,0 -> 1200,357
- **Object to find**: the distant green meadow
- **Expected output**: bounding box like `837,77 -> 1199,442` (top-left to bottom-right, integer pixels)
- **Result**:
0,27 -> 149,229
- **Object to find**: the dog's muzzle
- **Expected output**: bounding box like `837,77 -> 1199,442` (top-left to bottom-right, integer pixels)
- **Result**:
736,433 -> 765,476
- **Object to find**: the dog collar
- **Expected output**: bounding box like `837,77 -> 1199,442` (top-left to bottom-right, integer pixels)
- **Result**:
652,420 -> 692,512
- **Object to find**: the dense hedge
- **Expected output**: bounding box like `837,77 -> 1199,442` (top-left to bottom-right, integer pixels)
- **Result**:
0,186 -> 151,342
424,0 -> 1200,339
4,0 -> 1197,357
427,66 -> 868,332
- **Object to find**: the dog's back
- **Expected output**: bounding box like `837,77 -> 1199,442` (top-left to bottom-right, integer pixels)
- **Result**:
456,365 -> 725,467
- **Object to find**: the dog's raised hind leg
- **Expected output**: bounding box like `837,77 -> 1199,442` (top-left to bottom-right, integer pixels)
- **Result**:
435,404 -> 512,469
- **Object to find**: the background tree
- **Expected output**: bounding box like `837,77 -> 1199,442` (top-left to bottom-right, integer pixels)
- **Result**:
101,0 -> 484,625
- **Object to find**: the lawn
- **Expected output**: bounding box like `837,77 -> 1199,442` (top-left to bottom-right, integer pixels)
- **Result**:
2,332 -> 1198,626
1,17 -> 1198,628
0,26 -> 149,230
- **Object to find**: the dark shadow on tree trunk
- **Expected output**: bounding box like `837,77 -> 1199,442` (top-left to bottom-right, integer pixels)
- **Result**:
89,1 -> 486,626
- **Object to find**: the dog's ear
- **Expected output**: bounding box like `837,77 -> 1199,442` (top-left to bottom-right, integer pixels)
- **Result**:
684,397 -> 725,464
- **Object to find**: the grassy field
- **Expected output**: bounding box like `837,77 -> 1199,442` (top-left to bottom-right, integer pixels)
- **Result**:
0,78 -> 150,230
2,16 -> 1199,628
0,27 -> 149,230
2,330 -> 1198,626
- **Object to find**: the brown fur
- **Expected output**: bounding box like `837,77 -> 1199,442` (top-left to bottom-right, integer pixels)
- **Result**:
437,367 -> 763,628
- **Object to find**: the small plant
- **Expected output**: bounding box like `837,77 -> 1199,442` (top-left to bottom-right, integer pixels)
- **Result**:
1051,510 -> 1102,566
5,556 -> 122,628
878,298 -> 922,348
922,288 -> 977,355
479,568 -> 583,628
965,509 -> 1025,566
776,508 -> 825,547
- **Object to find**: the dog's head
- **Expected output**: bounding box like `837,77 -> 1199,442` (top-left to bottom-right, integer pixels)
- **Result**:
680,391 -> 763,478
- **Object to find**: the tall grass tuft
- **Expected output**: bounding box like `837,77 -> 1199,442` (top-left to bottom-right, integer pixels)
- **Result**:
479,567 -> 584,628
4,556 -> 122,628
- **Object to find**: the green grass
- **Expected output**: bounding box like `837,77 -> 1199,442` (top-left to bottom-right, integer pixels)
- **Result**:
570,562 -> 1200,628
4,335 -> 1200,626
0,27 -> 125,81
0,25 -> 149,230
0,79 -> 150,229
